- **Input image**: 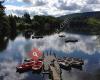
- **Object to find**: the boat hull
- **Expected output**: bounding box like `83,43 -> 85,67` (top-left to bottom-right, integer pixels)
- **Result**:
32,61 -> 43,73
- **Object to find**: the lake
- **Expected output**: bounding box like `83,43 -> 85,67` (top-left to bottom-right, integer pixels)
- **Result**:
0,32 -> 100,80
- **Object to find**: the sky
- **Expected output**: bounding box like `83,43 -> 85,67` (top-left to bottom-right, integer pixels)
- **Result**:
2,0 -> 100,17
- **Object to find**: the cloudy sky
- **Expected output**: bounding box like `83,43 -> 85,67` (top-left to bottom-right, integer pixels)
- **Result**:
2,0 -> 100,17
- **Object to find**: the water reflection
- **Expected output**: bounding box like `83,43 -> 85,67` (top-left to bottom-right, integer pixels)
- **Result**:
0,37 -> 9,51
0,33 -> 100,80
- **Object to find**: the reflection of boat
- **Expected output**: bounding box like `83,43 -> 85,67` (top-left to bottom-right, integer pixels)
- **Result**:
23,29 -> 33,39
65,37 -> 78,43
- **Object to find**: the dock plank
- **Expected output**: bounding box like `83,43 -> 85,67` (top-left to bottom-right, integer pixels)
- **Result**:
43,55 -> 61,80
50,66 -> 61,80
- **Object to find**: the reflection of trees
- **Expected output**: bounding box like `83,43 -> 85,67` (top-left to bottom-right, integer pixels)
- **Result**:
0,37 -> 9,51
23,29 -> 33,39
9,15 -> 17,40
96,35 -> 100,48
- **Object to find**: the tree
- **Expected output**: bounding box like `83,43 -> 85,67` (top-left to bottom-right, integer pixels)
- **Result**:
23,12 -> 31,24
0,0 -> 5,16
17,23 -> 26,32
0,1 -> 10,40
31,21 -> 41,31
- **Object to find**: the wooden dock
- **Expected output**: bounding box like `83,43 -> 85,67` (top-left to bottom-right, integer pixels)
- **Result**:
43,55 -> 62,80
50,65 -> 61,80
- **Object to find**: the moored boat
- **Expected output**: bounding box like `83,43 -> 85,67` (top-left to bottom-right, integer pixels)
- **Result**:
59,35 -> 65,37
65,37 -> 78,43
58,62 -> 71,70
32,36 -> 43,39
32,60 -> 43,73
16,60 -> 35,72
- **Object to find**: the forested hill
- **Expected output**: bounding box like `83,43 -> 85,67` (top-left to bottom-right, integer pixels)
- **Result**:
59,11 -> 100,20
58,11 -> 100,35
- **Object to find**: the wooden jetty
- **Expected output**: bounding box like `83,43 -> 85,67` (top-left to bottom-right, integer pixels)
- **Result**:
43,55 -> 62,80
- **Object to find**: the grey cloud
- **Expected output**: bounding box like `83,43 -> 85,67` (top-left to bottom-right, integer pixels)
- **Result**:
62,68 -> 100,80
6,9 -> 48,17
11,10 -> 36,17
5,10 -> 27,17
39,10 -> 48,15
14,10 -> 27,16
54,0 -> 80,11
23,0 -> 31,3
87,0 -> 100,4
23,0 -> 47,6
34,0 -> 47,6
29,11 -> 37,16
0,0 -> 4,2
0,60 -> 28,80
59,3 -> 80,10
11,32 -> 98,54
80,6 -> 93,12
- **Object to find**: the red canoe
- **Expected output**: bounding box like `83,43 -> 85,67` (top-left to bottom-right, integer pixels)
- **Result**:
32,60 -> 43,71
16,48 -> 43,73
16,60 -> 35,72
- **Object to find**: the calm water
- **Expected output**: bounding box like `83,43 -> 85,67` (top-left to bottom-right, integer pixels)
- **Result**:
0,32 -> 100,80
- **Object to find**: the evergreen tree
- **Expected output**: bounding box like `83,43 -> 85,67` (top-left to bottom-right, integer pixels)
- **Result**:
0,0 -> 10,39
0,0 -> 5,16
23,12 -> 31,24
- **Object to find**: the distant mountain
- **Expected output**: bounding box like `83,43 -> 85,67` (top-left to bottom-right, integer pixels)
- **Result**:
59,11 -> 100,20
58,11 -> 100,35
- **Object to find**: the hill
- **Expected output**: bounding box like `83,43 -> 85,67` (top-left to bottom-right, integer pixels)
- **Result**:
58,11 -> 100,35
